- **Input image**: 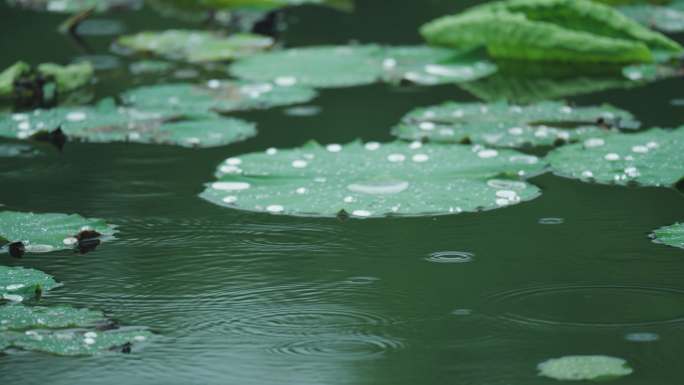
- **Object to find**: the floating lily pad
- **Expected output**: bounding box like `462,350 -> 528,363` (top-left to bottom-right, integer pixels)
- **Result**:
619,1 -> 684,33
121,81 -> 317,115
392,101 -> 636,148
6,0 -> 142,13
653,223 -> 684,249
0,100 -> 258,148
116,30 -> 273,63
0,211 -> 116,256
548,128 -> 684,187
0,305 -> 105,331
6,327 -> 152,356
200,141 -> 545,218
229,45 -> 496,88
0,266 -> 58,301
538,355 -> 633,381
421,0 -> 682,63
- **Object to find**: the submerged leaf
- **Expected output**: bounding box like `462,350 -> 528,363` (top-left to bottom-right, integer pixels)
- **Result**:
421,0 -> 682,63
0,305 -> 105,331
229,45 -> 496,88
0,266 -> 58,301
200,141 -> 545,218
393,101 -> 636,148
6,327 -> 152,356
121,81 -> 317,115
116,30 -> 274,63
538,355 -> 633,381
548,128 -> 684,187
652,223 -> 684,249
0,100 -> 258,148
0,211 -> 116,255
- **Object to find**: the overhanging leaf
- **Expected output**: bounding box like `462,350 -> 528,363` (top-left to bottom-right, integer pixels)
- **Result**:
652,222 -> 684,249
392,101 -> 637,148
547,128 -> 684,187
200,141 -> 546,218
0,211 -> 116,255
116,30 -> 274,63
538,355 -> 633,381
0,266 -> 58,302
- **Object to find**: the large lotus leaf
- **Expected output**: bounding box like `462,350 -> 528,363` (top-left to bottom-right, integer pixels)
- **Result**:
5,0 -> 141,13
548,128 -> 684,187
0,305 -> 105,331
0,100 -> 258,148
200,141 -> 545,218
0,266 -> 58,301
379,46 -> 497,86
653,223 -> 684,249
229,45 -> 496,88
619,1 -> 684,33
477,0 -> 682,51
392,101 -> 636,148
121,81 -> 317,115
116,30 -> 274,63
538,355 -> 633,381
36,62 -> 93,93
0,211 -> 116,254
0,61 -> 31,97
5,327 -> 152,356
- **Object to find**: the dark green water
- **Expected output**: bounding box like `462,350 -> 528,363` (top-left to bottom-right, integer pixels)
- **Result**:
2,1 -> 684,384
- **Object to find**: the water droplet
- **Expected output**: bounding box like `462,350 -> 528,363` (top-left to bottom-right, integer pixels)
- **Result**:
364,142 -> 380,151
624,167 -> 640,178
426,251 -> 474,263
25,244 -> 55,253
584,138 -> 605,148
631,145 -> 648,153
581,170 -> 594,178
625,332 -> 659,342
409,141 -> 422,149
387,153 -> 406,162
3,294 -> 23,302
212,182 -> 250,191
348,181 -> 409,195
17,121 -> 30,131
539,218 -> 564,225
266,205 -> 284,213
6,284 -> 25,291
222,196 -> 237,204
326,144 -> 342,153
496,190 -> 518,200
496,198 -> 511,206
382,58 -> 397,69
646,141 -> 659,149
419,122 -> 435,131
451,309 -> 473,316
12,113 -> 28,121
508,127 -> 523,135
292,160 -> 308,168
134,335 -> 147,342
509,155 -> 538,164
220,165 -> 241,174
560,106 -> 573,114
487,179 -> 527,190
66,111 -> 87,122
412,154 -> 429,163
478,149 -> 498,159
604,153 -> 620,161
63,237 -> 78,246
352,210 -> 372,217
275,76 -> 297,87
207,79 -> 221,89
84,337 -> 96,345
84,332 -> 97,339
343,196 -> 355,203
226,157 -> 242,166
266,147 -> 278,155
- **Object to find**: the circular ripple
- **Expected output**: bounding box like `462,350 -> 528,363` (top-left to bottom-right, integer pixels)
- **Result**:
539,217 -> 564,225
484,285 -> 684,327
270,334 -> 403,359
225,305 -> 393,337
425,251 -> 474,264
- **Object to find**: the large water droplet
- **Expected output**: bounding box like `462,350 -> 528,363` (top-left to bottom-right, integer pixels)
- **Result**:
347,181 -> 409,195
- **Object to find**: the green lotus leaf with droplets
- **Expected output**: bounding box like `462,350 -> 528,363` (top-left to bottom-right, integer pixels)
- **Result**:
0,266 -> 58,301
0,211 -> 116,254
116,30 -> 274,63
0,305 -> 105,331
229,45 -> 497,88
421,0 -> 682,63
547,128 -> 684,186
538,355 -> 633,381
4,327 -> 153,356
121,81 -> 317,115
617,0 -> 684,33
0,99 -> 258,148
653,223 -> 684,249
200,141 -> 546,218
5,0 -> 141,13
392,101 -> 637,148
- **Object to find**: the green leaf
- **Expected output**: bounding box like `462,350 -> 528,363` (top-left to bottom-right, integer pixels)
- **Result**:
5,0 -> 141,13
547,128 -> 684,187
0,211 -> 116,254
199,141 -> 545,218
421,0 -> 682,63
538,355 -> 633,381
121,81 -> 317,115
37,62 -> 94,93
0,305 -> 105,331
0,101 -> 258,148
229,45 -> 496,88
116,30 -> 273,63
0,266 -> 58,301
619,1 -> 684,33
6,327 -> 152,356
652,223 -> 684,249
0,61 -> 31,97
393,101 -> 637,148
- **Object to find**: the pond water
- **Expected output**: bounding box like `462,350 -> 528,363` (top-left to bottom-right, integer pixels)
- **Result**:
1,1 -> 684,384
